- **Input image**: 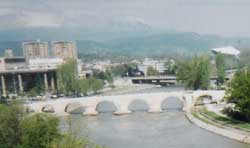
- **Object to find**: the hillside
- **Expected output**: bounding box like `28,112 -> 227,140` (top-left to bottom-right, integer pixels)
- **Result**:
0,32 -> 249,59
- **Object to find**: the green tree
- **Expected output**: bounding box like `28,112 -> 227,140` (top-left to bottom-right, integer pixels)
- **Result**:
147,66 -> 159,76
215,53 -> 225,85
109,63 -> 137,77
90,78 -> 104,94
57,59 -> 78,95
34,74 -> 45,93
177,55 -> 210,90
20,113 -> 60,148
164,60 -> 177,75
28,85 -> 44,97
109,65 -> 127,76
0,101 -> 24,148
0,102 -> 104,148
93,70 -> 113,83
51,134 -> 106,148
226,68 -> 250,121
51,134 -> 89,148
0,96 -> 7,104
76,78 -> 90,96
238,49 -> 250,68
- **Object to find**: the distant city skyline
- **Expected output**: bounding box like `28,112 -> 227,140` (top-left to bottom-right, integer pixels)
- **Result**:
1,0 -> 250,37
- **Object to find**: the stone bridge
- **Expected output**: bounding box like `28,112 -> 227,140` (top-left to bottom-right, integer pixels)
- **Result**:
27,90 -> 225,116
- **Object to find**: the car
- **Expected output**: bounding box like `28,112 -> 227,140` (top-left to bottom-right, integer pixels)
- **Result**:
36,95 -> 43,100
50,95 -> 58,99
57,93 -> 65,97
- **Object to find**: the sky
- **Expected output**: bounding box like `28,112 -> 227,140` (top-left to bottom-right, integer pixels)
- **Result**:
1,0 -> 250,37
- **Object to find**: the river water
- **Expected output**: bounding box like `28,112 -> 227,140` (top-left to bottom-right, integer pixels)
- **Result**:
60,86 -> 250,148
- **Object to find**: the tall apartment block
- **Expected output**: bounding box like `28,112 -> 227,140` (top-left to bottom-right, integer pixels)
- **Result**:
52,41 -> 77,60
22,41 -> 49,59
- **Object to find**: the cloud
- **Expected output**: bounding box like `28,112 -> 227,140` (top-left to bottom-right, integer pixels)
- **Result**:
20,11 -> 62,28
0,0 -> 250,36
0,8 -> 12,16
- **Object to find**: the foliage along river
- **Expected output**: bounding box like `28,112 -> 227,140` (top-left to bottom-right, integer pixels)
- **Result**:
60,86 -> 249,148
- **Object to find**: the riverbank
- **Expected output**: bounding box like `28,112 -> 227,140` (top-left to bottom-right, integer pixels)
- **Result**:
186,107 -> 250,144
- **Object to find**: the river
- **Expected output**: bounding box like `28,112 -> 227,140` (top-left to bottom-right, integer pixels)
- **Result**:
60,86 -> 249,148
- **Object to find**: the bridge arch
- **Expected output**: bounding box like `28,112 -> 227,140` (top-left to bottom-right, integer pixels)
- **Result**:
128,99 -> 150,112
96,101 -> 117,113
161,96 -> 183,111
42,104 -> 55,113
65,102 -> 85,114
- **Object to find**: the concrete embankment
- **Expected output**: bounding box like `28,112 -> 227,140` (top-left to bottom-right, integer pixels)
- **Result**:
185,112 -> 250,144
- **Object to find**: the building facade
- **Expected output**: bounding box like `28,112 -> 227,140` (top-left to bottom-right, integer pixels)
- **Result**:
5,48 -> 14,58
52,41 -> 77,60
23,41 -> 49,59
0,40 -> 79,96
138,58 -> 167,75
0,57 -> 27,71
28,58 -> 63,70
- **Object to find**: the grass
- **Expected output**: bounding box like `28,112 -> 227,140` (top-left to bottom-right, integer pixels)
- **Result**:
191,108 -> 225,128
192,107 -> 250,131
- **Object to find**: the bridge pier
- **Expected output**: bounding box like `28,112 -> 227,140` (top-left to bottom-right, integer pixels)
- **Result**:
83,107 -> 98,116
182,93 -> 193,112
148,106 -> 162,113
114,106 -> 131,115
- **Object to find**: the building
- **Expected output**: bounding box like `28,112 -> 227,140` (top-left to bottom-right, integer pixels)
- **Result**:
23,41 -> 49,59
4,48 -> 14,58
138,58 -> 167,75
211,46 -> 240,57
0,68 -> 56,97
52,41 -> 77,60
211,46 -> 240,69
0,57 -> 57,96
0,57 -> 27,71
28,58 -> 63,70
0,56 -> 57,96
0,64 -> 57,96
0,41 -> 80,96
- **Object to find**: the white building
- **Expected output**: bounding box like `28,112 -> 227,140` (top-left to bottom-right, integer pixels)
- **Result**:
28,58 -> 64,70
211,46 -> 241,69
138,58 -> 167,75
211,46 -> 240,57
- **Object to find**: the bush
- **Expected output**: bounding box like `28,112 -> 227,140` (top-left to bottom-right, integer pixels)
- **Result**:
20,114 -> 60,148
222,107 -> 247,121
226,68 -> 250,121
0,101 -> 24,148
51,134 -> 89,148
90,78 -> 104,94
51,133 -> 106,148
0,103 -> 104,148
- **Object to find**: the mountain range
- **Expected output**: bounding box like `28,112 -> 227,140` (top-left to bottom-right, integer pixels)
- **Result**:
0,29 -> 249,59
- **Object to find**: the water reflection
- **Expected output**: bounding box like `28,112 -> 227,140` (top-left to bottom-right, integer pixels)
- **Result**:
65,102 -> 85,114
161,97 -> 183,111
96,101 -> 117,113
128,99 -> 149,112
